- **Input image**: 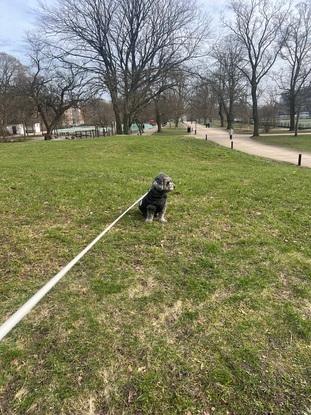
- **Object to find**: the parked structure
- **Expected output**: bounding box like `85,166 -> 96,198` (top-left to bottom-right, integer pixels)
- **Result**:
6,123 -> 42,136
4,107 -> 84,137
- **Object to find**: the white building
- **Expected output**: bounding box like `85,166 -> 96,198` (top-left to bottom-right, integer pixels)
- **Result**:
6,123 -> 42,136
6,124 -> 25,136
28,123 -> 42,134
63,108 -> 84,127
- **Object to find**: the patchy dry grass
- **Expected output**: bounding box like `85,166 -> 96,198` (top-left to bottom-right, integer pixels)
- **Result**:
0,132 -> 311,414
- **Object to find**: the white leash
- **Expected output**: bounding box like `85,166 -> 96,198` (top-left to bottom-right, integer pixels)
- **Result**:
0,193 -> 148,342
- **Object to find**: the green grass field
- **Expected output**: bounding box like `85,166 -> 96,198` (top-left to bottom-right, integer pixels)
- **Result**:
0,132 -> 310,415
256,134 -> 311,153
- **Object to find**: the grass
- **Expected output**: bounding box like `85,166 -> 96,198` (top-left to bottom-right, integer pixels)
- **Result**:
256,134 -> 311,153
261,129 -> 311,135
0,136 -> 36,143
0,132 -> 311,415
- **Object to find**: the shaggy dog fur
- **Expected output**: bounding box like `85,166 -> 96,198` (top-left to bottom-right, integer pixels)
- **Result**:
139,173 -> 175,223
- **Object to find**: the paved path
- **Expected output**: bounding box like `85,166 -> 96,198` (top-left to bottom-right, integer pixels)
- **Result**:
188,123 -> 311,168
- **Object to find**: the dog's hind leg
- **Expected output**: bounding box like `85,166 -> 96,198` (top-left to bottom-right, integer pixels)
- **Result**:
145,205 -> 156,223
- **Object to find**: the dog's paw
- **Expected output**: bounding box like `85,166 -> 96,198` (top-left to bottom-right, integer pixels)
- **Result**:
145,218 -> 153,223
159,218 -> 167,223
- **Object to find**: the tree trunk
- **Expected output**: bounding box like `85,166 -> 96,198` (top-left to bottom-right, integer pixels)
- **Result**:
155,102 -> 161,133
122,111 -> 133,134
39,110 -> 53,140
289,93 -> 295,131
123,113 -> 129,134
226,108 -> 234,130
109,91 -> 122,134
174,117 -> 179,128
115,111 -> 122,134
226,96 -> 234,130
111,102 -> 122,134
251,83 -> 259,137
294,111 -> 300,136
44,126 -> 53,140
219,102 -> 224,128
39,107 -> 63,140
0,122 -> 6,138
223,100 -> 231,130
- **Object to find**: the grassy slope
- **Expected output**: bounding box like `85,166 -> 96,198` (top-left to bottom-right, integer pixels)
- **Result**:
0,133 -> 310,415
256,134 -> 311,153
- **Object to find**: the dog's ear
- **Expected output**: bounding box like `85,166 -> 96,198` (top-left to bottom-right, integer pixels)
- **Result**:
152,178 -> 164,191
152,174 -> 165,191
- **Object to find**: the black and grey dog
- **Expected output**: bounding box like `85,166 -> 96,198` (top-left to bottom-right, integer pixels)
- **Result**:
139,173 -> 175,223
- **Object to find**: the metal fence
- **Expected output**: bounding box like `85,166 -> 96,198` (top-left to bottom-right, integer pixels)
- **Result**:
276,119 -> 311,129
53,126 -> 112,139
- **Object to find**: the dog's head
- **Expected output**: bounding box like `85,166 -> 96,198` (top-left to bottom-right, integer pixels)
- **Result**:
152,173 -> 175,192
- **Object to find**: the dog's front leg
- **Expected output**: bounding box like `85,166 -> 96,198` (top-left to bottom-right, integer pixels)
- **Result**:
145,205 -> 156,223
158,202 -> 167,223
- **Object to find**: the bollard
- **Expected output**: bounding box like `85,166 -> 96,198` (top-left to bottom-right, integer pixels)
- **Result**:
229,128 -> 233,140
205,134 -> 207,140
231,141 -> 233,150
298,154 -> 302,166
195,129 -> 197,135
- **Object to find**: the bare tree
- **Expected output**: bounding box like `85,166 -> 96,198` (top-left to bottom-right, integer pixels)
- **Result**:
39,0 -> 207,134
259,92 -> 280,133
187,79 -> 217,125
167,73 -> 188,128
226,0 -> 289,137
0,53 -> 25,137
27,38 -> 93,139
210,37 -> 246,130
82,99 -> 115,128
153,70 -> 187,132
279,2 -> 311,132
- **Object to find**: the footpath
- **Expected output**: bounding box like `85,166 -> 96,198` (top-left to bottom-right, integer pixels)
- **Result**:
188,123 -> 311,168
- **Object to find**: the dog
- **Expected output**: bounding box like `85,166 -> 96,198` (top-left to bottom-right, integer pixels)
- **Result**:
139,173 -> 175,223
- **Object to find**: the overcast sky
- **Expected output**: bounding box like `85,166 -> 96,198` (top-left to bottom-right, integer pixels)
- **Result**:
0,0 -> 228,60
